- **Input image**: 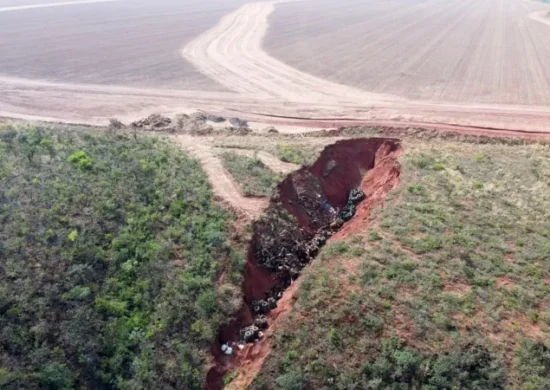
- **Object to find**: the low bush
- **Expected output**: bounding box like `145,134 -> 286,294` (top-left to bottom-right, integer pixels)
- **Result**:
0,126 -> 242,389
220,152 -> 280,197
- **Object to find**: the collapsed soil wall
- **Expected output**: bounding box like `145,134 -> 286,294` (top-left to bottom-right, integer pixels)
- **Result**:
206,138 -> 401,390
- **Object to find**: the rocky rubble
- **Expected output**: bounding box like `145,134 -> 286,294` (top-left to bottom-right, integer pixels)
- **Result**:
340,187 -> 366,221
130,114 -> 172,131
228,117 -> 248,129
206,114 -> 226,123
239,186 -> 366,344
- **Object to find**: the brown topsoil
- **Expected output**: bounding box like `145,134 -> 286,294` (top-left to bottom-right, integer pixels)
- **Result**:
205,137 -> 402,390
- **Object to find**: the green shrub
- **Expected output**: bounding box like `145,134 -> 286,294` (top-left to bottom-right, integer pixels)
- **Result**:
276,145 -> 307,165
220,152 -> 280,197
68,150 -> 94,170
0,127 -> 240,389
321,241 -> 350,258
411,154 -> 436,169
362,340 -> 506,389
275,369 -> 307,390
515,339 -> 550,389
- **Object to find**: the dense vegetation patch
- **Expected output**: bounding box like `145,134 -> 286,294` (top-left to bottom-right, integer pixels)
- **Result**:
275,145 -> 311,166
0,126 -> 244,389
220,152 -> 281,197
253,140 -> 550,389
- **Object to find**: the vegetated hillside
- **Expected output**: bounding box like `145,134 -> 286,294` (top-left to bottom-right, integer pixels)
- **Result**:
253,139 -> 550,389
0,126 -> 244,389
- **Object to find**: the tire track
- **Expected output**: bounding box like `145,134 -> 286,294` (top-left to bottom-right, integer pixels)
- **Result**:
181,1 -> 401,104
0,0 -> 117,13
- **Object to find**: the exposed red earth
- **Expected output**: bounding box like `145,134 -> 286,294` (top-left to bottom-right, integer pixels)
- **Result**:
205,138 -> 402,389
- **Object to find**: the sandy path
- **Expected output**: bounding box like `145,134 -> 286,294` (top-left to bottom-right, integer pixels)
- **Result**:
3,74 -> 550,135
0,0 -> 116,12
175,135 -> 268,218
181,1 -> 398,104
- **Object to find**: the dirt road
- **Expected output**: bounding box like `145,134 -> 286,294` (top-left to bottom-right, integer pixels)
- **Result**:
175,135 -> 268,218
181,1 -> 394,104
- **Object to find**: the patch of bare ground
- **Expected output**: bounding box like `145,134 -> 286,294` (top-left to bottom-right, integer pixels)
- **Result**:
496,276 -> 518,289
443,280 -> 473,297
266,0 -> 550,106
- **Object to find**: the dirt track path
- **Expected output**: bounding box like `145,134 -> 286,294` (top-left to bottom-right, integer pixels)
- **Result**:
0,0 -> 116,13
175,135 -> 268,218
181,1 -> 396,104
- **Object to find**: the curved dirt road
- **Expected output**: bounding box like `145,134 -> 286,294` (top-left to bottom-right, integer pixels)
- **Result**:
181,1 -> 396,104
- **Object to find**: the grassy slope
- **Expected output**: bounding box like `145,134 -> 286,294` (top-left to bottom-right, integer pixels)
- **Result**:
0,126 -> 244,389
253,139 -> 550,389
220,152 -> 281,197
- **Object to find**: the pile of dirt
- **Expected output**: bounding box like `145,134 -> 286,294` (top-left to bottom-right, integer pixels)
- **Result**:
127,112 -> 256,136
206,114 -> 226,123
262,126 -> 279,134
108,118 -> 125,131
176,113 -> 214,134
228,117 -> 249,129
206,137 -> 401,389
130,114 -> 172,131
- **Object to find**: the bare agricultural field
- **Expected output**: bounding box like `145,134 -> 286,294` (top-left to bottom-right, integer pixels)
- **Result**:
265,0 -> 550,105
2,0 -> 550,132
0,0 -> 246,90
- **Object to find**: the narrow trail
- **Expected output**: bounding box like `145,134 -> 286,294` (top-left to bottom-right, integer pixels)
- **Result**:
175,135 -> 268,218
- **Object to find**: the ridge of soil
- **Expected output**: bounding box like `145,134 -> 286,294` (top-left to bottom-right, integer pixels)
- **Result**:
205,137 -> 402,389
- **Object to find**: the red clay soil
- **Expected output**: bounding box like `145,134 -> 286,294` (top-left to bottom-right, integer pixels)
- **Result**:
205,138 -> 402,390
332,141 -> 402,240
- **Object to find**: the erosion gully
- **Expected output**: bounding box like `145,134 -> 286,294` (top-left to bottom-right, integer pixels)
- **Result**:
206,138 -> 402,389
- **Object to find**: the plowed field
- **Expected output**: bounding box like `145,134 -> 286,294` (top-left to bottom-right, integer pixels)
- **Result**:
265,0 -> 550,105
